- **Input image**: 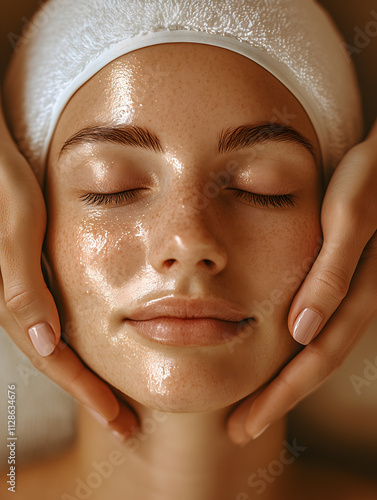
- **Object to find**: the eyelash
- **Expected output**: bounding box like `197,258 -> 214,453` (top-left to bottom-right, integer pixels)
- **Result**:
231,189 -> 297,208
79,190 -> 139,206
79,189 -> 297,208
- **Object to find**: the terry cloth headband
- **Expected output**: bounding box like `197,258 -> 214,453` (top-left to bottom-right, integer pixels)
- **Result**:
3,0 -> 363,184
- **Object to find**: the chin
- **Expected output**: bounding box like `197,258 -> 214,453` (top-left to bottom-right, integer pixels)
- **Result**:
91,345 -> 279,414
116,381 -> 250,414
66,308 -> 300,415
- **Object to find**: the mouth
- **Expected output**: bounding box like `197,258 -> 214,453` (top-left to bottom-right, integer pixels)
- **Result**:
124,316 -> 255,347
121,295 -> 255,346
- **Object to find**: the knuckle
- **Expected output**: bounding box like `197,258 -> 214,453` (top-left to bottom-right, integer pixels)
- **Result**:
314,266 -> 350,301
4,286 -> 38,316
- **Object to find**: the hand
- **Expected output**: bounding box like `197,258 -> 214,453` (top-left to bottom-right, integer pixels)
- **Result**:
227,128 -> 377,445
0,101 -> 138,440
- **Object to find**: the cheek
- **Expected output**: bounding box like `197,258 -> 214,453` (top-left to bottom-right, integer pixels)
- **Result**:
235,205 -> 321,323
45,206 -> 149,357
216,207 -> 322,403
49,211 -> 145,292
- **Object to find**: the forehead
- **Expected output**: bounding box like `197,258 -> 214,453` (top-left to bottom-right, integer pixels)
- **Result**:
50,43 -> 319,158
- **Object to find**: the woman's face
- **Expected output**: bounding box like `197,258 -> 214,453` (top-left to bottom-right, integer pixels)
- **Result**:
45,43 -> 322,413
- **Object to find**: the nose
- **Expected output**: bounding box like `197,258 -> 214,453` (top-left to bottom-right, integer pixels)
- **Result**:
148,201 -> 227,277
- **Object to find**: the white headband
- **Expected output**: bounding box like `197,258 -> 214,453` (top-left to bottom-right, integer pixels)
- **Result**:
4,0 -> 363,183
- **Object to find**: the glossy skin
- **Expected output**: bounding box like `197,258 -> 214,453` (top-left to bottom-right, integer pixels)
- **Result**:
44,43 -> 322,413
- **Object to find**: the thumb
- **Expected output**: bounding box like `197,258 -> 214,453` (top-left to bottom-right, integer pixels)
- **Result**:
288,201 -> 374,345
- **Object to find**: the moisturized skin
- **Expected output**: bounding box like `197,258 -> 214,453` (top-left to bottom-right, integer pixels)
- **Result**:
44,43 -> 323,414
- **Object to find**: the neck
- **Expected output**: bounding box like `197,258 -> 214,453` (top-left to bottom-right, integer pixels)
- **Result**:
69,399 -> 293,500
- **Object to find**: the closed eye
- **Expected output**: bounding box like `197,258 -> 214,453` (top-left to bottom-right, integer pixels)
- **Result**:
230,189 -> 297,208
79,189 -> 143,207
79,188 -> 297,209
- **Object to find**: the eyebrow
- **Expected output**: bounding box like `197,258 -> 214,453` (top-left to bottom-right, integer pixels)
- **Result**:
59,125 -> 163,157
59,122 -> 316,159
218,122 -> 315,158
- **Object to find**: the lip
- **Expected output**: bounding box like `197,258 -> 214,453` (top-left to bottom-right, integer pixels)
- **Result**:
123,296 -> 254,346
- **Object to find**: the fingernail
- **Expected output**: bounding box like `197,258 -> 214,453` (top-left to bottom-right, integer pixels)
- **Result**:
239,423 -> 271,446
252,423 -> 271,440
293,308 -> 323,345
28,323 -> 56,356
86,407 -> 109,427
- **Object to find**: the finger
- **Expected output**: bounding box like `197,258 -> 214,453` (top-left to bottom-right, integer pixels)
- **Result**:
226,386 -> 265,445
0,275 -> 139,437
229,305 -> 370,445
228,236 -> 377,444
288,196 -> 376,346
288,141 -> 377,345
0,191 -> 61,354
105,402 -> 140,442
29,339 -> 139,435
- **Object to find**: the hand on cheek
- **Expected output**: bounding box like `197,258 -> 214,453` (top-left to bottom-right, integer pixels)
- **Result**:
227,225 -> 377,446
